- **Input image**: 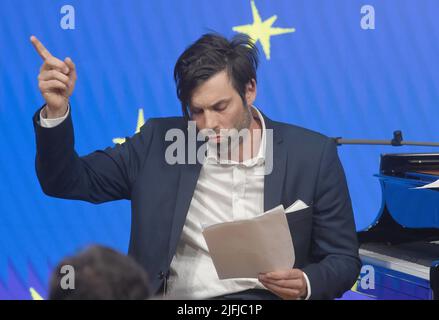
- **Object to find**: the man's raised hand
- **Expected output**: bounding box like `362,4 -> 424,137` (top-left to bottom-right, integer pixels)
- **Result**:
30,35 -> 77,118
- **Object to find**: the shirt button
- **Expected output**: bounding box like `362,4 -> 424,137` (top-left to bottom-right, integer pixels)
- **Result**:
158,271 -> 165,279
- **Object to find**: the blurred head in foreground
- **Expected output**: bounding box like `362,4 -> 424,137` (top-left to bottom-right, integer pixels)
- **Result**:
49,245 -> 150,300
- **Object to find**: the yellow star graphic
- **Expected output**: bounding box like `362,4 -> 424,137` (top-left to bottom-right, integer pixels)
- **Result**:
113,108 -> 145,144
232,0 -> 295,60
350,279 -> 376,298
29,287 -> 43,300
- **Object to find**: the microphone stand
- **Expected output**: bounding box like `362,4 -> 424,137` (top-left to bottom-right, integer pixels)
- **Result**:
333,130 -> 439,147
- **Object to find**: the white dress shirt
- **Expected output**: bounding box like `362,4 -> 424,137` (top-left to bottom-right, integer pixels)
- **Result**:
39,105 -> 311,299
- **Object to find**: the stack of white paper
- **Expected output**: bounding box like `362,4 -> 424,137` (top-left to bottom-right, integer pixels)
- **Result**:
202,200 -> 308,279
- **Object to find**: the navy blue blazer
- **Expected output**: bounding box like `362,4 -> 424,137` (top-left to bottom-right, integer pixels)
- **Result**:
33,106 -> 361,299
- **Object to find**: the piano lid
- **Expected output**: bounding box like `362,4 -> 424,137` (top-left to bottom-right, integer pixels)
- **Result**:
380,153 -> 439,178
359,153 -> 439,244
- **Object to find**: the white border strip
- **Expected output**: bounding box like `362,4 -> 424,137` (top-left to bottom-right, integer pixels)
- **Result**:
360,248 -> 430,280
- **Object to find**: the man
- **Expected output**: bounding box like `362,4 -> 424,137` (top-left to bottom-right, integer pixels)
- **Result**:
31,33 -> 361,300
49,245 -> 150,300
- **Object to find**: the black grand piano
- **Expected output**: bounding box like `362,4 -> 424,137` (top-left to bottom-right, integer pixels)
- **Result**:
336,133 -> 439,300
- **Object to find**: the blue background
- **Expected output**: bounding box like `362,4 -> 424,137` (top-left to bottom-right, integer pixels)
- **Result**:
1,0 -> 439,299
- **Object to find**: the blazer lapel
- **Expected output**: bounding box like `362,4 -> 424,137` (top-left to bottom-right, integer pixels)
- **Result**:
263,114 -> 288,212
168,137 -> 203,262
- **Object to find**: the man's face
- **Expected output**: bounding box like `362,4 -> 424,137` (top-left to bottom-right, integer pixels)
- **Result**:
189,70 -> 256,145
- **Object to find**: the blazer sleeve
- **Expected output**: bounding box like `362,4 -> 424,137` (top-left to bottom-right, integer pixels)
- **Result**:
302,138 -> 362,300
33,105 -> 155,203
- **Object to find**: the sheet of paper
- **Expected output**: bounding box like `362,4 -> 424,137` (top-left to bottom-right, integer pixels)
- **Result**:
414,179 -> 439,189
202,205 -> 295,279
285,199 -> 309,213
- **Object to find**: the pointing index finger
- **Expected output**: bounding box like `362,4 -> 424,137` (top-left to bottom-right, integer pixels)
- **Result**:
30,35 -> 52,60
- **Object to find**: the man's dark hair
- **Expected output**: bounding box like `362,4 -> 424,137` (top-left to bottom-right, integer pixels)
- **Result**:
48,245 -> 150,300
174,33 -> 259,119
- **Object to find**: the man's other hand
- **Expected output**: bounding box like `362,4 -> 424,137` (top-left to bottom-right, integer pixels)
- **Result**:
259,268 -> 308,300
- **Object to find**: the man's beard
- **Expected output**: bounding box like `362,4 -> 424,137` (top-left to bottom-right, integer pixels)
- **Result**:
214,106 -> 253,161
